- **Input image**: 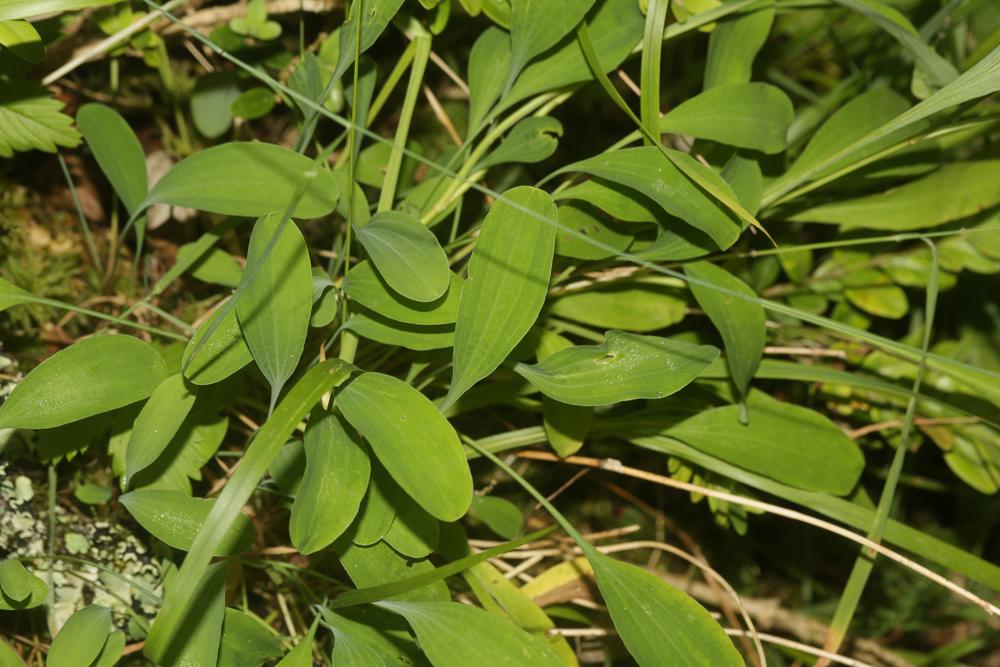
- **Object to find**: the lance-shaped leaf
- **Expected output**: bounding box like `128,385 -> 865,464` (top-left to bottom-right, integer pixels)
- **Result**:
477,117 -> 563,170
120,489 -> 254,555
507,0 -> 597,86
684,261 -> 765,412
355,211 -> 451,303
238,214 -> 312,407
704,0 -> 774,88
159,563 -> 228,667
468,27 -> 511,132
554,147 -> 742,249
515,331 -> 719,406
789,160 -> 1000,231
125,374 -> 197,484
183,298 -> 254,385
141,142 -> 339,219
77,103 -> 147,214
338,372 -> 472,522
333,0 -> 405,79
0,276 -> 33,313
47,605 -> 112,667
584,545 -> 744,666
343,260 -> 463,326
380,601 -> 565,667
667,391 -> 865,494
275,620 -> 317,667
446,186 -> 557,406
344,310 -> 456,351
0,335 -> 167,430
218,608 -> 284,667
290,409 -> 371,554
660,83 -> 793,154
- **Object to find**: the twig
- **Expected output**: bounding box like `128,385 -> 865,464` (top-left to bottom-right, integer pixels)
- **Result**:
849,415 -> 980,439
515,451 -> 1000,617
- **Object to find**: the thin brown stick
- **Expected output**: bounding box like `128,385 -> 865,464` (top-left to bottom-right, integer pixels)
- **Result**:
515,451 -> 1000,617
422,84 -> 462,145
849,415 -> 980,439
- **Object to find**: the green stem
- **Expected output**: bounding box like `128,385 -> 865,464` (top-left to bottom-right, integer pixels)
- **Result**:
28,296 -> 188,341
640,0 -> 669,145
377,29 -> 431,213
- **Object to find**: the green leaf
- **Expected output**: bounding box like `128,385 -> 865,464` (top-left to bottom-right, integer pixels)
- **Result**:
515,331 -> 719,406
0,638 -> 24,666
73,483 -> 112,505
158,563 -> 228,667
47,605 -> 112,667
660,83 -> 793,154
684,261 -> 765,410
549,283 -> 687,332
336,539 -> 450,603
142,142 -> 339,219
502,0 -> 642,112
381,600 -> 564,666
290,409 -> 371,554
468,27 -> 511,132
355,211 -> 451,303
344,310 -> 456,350
333,0 -> 405,79
0,80 -> 80,158
469,496 -> 523,539
191,72 -> 241,139
447,186 -> 557,406
183,298 -> 254,386
350,462 -> 401,545
0,569 -> 46,610
703,0 -> 774,88
275,620 -> 317,667
585,547 -> 743,666
184,246 -> 243,288
238,214 -> 312,406
0,276 -> 33,313
554,203 -> 633,260
120,489 -> 254,555
555,147 -> 741,249
507,0 -> 596,86
125,374 -> 197,484
843,268 -> 909,319
478,116 -> 563,169
556,176 -> 661,223
0,335 -> 167,430
384,496 -> 440,558
783,85 -> 909,183
339,372 -> 472,522
0,19 -> 43,62
128,407 -> 229,495
91,631 -> 125,667
218,608 -> 284,667
0,0 -> 121,20
231,86 -> 276,120
77,103 -> 148,215
790,161 -> 1000,231
344,260 -> 463,326
667,391 -> 865,494
0,560 -> 32,602
321,606 -> 429,666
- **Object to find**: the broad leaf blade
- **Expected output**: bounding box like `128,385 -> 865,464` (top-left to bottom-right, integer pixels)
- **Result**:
447,186 -> 557,406
120,489 -> 254,555
507,0 -> 596,86
290,409 -> 371,554
0,335 -> 167,430
183,298 -> 254,385
47,605 -> 112,667
355,211 -> 451,303
338,372 -> 472,522
238,214 -> 312,406
77,103 -> 147,214
343,260 -> 463,325
125,374 -> 197,484
515,331 -> 719,406
143,142 -> 339,218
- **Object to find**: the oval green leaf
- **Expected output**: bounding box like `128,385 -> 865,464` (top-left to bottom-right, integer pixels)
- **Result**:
380,601 -> 564,667
77,103 -> 148,214
446,186 -> 557,406
684,261 -> 765,409
290,409 -> 371,554
469,496 -> 523,540
119,488 -> 254,555
516,331 -> 719,406
238,214 -> 312,406
343,259 -> 463,326
355,211 -> 450,303
125,374 -> 197,484
666,391 -> 866,495
47,605 -> 112,667
143,142 -> 339,219
183,298 -> 254,386
0,335 -> 167,430
0,559 -> 32,602
338,372 -> 472,522
508,0 -> 596,86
